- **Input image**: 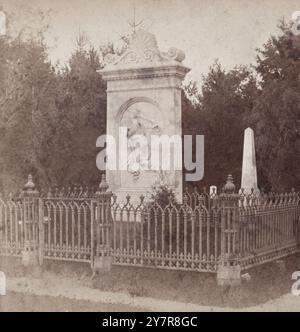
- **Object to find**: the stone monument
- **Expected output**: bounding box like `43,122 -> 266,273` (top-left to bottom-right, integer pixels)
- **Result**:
240,127 -> 259,194
100,29 -> 190,202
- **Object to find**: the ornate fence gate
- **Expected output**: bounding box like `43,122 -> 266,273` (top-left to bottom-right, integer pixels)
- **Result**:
42,196 -> 94,263
0,174 -> 300,283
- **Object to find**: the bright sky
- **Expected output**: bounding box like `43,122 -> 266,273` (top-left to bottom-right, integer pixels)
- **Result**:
2,0 -> 300,82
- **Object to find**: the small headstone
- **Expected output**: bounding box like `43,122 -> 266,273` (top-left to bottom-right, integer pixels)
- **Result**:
209,185 -> 217,197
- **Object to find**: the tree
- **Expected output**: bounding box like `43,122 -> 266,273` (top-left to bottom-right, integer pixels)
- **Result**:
0,38 -> 58,191
182,62 -> 257,189
0,5 -> 57,192
46,34 -> 107,187
0,24 -> 108,192
252,22 -> 300,191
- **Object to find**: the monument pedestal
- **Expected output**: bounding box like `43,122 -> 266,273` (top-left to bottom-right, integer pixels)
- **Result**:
100,30 -> 190,203
22,248 -> 39,267
217,264 -> 241,286
93,256 -> 112,273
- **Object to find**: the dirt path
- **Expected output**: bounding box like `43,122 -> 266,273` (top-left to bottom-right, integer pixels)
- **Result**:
3,274 -> 300,312
0,291 -> 147,312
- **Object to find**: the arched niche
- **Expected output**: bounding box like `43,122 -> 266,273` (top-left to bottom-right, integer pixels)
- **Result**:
116,97 -> 163,123
116,98 -> 165,189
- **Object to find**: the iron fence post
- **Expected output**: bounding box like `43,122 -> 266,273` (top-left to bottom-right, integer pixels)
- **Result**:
38,197 -> 44,265
20,174 -> 40,266
217,174 -> 241,286
92,174 -> 113,274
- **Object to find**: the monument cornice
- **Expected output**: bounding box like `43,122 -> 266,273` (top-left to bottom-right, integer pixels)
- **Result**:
99,64 -> 190,82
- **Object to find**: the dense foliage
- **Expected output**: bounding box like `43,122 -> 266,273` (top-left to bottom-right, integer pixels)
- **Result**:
183,22 -> 300,191
0,31 -> 107,192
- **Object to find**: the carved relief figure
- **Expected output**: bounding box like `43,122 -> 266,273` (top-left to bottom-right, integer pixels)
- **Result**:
125,107 -> 160,180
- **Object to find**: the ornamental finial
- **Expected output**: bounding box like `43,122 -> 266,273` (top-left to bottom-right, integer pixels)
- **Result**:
23,174 -> 35,191
22,174 -> 39,197
223,174 -> 235,194
99,174 -> 109,192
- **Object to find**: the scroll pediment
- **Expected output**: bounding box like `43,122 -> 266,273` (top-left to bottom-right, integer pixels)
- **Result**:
103,29 -> 186,68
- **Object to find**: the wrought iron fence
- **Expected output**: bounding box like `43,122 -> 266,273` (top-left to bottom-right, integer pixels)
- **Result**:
110,195 -> 221,272
42,197 -> 93,262
0,174 -> 299,276
238,193 -> 300,269
0,195 -> 24,257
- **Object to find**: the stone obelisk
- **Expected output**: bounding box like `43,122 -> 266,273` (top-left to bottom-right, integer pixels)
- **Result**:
241,127 -> 259,194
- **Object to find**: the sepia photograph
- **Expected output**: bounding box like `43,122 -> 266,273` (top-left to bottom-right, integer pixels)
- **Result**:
0,0 -> 300,318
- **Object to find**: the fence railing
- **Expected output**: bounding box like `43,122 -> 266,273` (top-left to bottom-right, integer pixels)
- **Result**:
42,197 -> 93,262
238,197 -> 300,269
0,174 -> 299,280
0,197 -> 24,257
110,196 -> 222,272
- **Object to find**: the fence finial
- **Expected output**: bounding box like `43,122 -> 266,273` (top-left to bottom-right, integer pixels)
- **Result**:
99,173 -> 109,192
224,174 -> 235,194
22,174 -> 39,197
24,174 -> 35,191
183,193 -> 189,205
